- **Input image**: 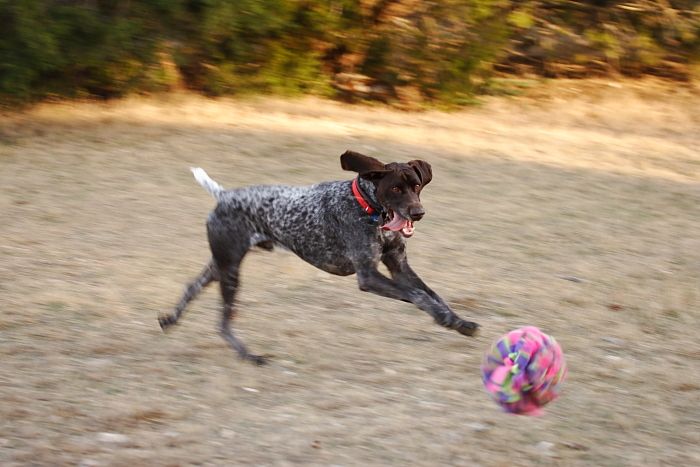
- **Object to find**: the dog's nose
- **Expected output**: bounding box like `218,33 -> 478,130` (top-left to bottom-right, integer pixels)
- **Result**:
409,206 -> 425,221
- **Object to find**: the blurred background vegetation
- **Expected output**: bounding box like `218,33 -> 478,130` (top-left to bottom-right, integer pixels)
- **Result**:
1,0 -> 699,106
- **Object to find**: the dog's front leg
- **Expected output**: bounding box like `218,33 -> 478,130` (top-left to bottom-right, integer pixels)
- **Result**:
382,253 -> 450,306
355,265 -> 479,336
380,250 -> 479,336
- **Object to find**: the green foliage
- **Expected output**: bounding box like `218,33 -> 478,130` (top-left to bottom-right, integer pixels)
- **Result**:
354,1 -> 511,103
504,1 -> 700,77
176,0 -> 329,95
0,0 -> 174,101
0,1 -> 61,99
508,9 -> 535,30
0,0 -> 698,105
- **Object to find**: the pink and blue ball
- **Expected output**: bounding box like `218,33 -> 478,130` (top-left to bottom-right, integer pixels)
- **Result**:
481,326 -> 567,415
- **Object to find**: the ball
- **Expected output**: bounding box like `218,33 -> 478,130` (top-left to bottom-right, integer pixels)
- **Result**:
481,326 -> 567,415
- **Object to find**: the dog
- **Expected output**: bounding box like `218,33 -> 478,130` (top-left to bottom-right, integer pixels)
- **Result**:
159,151 -> 479,364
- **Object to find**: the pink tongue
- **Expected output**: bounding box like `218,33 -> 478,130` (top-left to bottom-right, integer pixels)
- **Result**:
383,212 -> 408,231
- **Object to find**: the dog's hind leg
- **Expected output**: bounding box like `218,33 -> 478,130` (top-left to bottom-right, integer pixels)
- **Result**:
159,260 -> 217,330
208,221 -> 266,365
217,257 -> 266,365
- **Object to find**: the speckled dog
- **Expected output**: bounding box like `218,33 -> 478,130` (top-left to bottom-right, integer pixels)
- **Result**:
159,151 -> 479,364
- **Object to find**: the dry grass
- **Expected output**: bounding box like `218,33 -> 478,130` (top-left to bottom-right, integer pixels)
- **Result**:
1,79 -> 699,466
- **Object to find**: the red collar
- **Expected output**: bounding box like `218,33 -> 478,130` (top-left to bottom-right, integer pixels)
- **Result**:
352,178 -> 376,215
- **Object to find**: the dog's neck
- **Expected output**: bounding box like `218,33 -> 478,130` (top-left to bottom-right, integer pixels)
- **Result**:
357,177 -> 382,212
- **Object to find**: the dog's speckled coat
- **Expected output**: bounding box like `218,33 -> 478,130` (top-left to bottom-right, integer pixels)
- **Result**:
159,152 -> 478,364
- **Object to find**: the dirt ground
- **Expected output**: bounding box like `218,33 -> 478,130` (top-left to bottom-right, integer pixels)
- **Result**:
1,79 -> 699,466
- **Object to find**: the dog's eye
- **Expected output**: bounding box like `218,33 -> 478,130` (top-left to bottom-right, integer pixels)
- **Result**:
414,184 -> 421,192
391,186 -> 401,193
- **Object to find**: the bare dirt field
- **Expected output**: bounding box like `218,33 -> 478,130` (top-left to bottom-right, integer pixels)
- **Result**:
1,80 -> 699,466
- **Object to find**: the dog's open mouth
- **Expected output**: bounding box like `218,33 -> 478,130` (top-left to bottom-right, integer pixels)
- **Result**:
382,210 -> 415,238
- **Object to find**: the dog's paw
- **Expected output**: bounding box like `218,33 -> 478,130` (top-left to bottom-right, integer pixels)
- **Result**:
455,320 -> 480,337
158,314 -> 177,330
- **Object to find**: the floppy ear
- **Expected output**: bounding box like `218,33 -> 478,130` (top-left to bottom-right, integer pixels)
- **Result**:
408,160 -> 432,187
340,150 -> 389,180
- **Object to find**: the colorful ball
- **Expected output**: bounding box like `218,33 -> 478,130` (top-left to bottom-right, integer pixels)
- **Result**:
481,326 -> 567,415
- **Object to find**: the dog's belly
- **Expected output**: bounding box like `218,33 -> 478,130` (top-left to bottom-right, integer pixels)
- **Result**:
316,259 -> 356,276
268,230 -> 356,276
289,244 -> 356,276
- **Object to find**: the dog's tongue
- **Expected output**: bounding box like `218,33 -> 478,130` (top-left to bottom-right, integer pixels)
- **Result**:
382,212 -> 409,231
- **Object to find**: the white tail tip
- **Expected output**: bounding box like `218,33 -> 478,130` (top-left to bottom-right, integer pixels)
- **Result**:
190,167 -> 223,199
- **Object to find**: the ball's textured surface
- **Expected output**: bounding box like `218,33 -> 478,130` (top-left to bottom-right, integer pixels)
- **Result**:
481,326 -> 567,415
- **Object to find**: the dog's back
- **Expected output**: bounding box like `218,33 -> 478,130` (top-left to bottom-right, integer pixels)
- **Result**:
161,153 -> 477,365
208,181 -> 365,276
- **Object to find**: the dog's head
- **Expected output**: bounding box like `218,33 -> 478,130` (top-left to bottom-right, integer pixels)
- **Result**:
341,150 -> 432,238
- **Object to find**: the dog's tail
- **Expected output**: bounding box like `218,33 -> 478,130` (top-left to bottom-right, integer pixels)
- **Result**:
191,167 -> 224,200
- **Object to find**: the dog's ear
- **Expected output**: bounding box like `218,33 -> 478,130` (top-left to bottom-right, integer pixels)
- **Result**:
340,150 -> 390,180
408,160 -> 432,187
